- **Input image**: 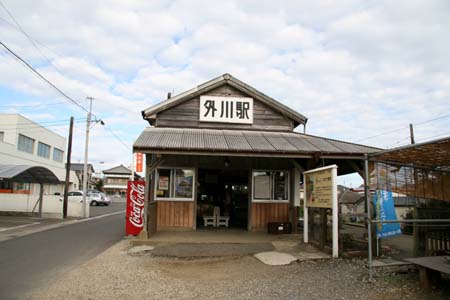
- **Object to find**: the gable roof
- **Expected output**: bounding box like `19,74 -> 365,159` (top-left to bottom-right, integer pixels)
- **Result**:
141,73 -> 308,128
102,164 -> 132,175
68,163 -> 95,173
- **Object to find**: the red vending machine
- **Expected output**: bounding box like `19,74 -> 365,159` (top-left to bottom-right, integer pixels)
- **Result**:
125,180 -> 145,235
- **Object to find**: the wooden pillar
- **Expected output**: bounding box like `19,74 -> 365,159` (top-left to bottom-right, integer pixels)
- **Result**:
38,183 -> 44,218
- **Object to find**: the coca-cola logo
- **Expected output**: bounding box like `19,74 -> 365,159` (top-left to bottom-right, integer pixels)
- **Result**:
128,182 -> 145,228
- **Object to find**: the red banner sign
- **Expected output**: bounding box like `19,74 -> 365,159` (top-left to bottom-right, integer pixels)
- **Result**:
136,153 -> 143,172
126,180 -> 145,236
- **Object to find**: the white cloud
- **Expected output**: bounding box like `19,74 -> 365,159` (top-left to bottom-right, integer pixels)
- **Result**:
0,0 -> 449,177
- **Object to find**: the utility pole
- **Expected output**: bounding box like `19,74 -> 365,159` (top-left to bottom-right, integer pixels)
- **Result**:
409,123 -> 415,144
63,116 -> 74,219
82,97 -> 93,218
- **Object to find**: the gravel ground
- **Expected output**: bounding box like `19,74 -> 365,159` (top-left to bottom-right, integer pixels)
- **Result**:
26,240 -> 450,300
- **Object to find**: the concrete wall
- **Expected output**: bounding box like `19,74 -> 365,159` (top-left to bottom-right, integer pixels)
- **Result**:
0,193 -> 84,218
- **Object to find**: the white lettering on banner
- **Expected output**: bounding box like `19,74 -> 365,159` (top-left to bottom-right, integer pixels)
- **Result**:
128,182 -> 145,228
199,95 -> 253,124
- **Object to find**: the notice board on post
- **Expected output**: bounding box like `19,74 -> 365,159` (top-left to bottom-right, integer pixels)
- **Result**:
305,168 -> 333,208
303,165 -> 339,258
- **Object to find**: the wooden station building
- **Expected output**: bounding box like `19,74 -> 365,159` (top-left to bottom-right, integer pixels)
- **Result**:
134,74 -> 378,236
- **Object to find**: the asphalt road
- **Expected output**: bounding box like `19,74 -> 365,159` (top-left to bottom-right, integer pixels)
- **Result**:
0,202 -> 126,300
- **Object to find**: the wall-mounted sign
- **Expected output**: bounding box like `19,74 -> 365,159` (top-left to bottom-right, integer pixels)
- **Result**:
199,95 -> 253,124
135,153 -> 143,172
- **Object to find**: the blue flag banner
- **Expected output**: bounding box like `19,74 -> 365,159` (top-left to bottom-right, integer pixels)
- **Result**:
373,190 -> 402,239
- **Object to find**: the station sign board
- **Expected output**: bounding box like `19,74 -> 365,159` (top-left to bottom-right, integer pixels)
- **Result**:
199,95 -> 253,124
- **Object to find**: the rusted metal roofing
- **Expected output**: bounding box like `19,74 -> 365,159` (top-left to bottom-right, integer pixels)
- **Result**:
134,127 -> 380,157
368,136 -> 450,169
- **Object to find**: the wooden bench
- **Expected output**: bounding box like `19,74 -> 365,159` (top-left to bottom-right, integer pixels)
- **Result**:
404,256 -> 450,288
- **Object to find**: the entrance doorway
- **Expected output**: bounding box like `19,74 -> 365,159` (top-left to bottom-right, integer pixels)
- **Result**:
196,169 -> 248,229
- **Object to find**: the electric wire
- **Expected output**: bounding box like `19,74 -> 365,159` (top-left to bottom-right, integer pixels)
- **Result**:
0,40 -> 90,114
104,126 -> 131,151
0,118 -> 85,127
0,0 -> 65,75
357,113 -> 450,142
0,101 -> 68,108
386,130 -> 450,148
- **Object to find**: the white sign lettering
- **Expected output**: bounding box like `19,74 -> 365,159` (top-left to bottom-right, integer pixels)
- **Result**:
199,96 -> 253,124
128,182 -> 145,228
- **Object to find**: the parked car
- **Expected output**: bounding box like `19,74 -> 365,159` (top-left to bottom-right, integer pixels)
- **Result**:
87,191 -> 111,206
61,190 -> 111,206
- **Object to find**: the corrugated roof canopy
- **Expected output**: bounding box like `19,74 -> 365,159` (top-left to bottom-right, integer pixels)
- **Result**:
134,127 -> 379,157
368,137 -> 450,169
0,165 -> 60,184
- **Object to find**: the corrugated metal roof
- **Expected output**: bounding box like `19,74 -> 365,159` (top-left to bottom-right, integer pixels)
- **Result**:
134,127 -> 380,156
0,165 -> 60,184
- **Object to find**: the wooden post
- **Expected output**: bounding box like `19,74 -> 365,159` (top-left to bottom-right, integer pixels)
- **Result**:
63,116 -> 74,219
409,124 -> 415,144
38,183 -> 44,218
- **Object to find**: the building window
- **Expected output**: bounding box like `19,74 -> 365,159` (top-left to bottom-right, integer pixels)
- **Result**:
37,142 -> 51,158
252,170 -> 289,202
155,168 -> 194,200
17,134 -> 35,154
53,148 -> 64,162
0,131 -> 4,142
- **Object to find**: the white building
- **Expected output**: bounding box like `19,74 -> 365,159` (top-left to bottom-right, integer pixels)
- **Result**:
0,114 -> 80,217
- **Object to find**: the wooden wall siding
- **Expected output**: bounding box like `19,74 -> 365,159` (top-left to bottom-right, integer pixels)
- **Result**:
251,202 -> 290,230
156,84 -> 293,132
157,201 -> 194,228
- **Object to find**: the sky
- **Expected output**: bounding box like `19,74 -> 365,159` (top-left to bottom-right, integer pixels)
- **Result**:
0,0 -> 449,186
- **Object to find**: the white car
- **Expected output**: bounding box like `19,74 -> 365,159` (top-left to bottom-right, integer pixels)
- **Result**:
63,191 -> 111,206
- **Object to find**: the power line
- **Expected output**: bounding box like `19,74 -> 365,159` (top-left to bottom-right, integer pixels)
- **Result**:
0,0 -> 64,75
0,117 -> 85,126
0,118 -> 86,130
0,101 -> 68,108
415,114 -> 450,126
0,40 -> 90,114
104,126 -> 131,151
357,113 -> 450,142
386,130 -> 450,148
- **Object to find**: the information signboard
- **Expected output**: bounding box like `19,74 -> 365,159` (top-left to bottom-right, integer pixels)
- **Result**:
303,165 -> 339,258
305,168 -> 333,208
